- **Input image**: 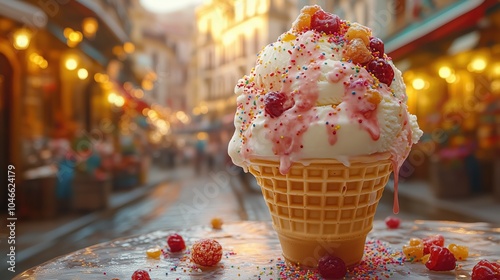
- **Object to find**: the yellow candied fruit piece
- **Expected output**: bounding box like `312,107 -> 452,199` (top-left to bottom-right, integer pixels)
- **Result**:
366,90 -> 382,104
403,238 -> 424,261
448,243 -> 469,260
146,248 -> 161,258
344,38 -> 372,64
211,217 -> 223,229
409,238 -> 423,246
345,22 -> 371,46
421,254 -> 430,264
292,5 -> 321,32
282,33 -> 296,42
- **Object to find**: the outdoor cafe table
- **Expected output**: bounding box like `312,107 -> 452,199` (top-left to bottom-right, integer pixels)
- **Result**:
14,220 -> 500,279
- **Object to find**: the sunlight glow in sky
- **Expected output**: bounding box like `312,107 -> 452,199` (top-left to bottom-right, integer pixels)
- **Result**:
140,0 -> 204,13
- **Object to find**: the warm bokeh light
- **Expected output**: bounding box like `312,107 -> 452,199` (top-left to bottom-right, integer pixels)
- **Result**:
94,73 -> 109,83
114,96 -> 125,107
123,42 -> 135,53
13,29 -> 31,50
412,78 -> 425,90
64,28 -> 83,47
65,58 -> 78,70
133,89 -> 144,99
142,79 -> 154,91
468,57 -> 487,72
446,74 -> 457,84
197,132 -> 208,141
107,92 -> 117,104
77,68 -> 88,80
82,17 -> 98,37
29,53 -> 48,69
438,66 -> 452,79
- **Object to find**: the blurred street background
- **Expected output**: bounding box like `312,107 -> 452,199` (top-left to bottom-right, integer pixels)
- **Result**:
1,0 -> 500,277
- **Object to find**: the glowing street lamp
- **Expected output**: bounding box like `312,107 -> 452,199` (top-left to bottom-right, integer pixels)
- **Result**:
13,29 -> 31,50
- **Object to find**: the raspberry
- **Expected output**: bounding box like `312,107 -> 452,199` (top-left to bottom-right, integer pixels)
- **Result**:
422,234 -> 445,254
317,255 -> 347,279
471,260 -> 500,280
366,58 -> 394,86
191,239 -> 223,267
384,216 -> 401,229
369,37 -> 385,58
131,269 -> 151,280
448,243 -> 469,260
311,10 -> 340,34
264,91 -> 291,118
425,246 -> 456,271
167,233 -> 186,253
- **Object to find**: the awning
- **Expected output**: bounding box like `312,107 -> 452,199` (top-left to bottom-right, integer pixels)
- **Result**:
386,0 -> 498,60
76,0 -> 129,44
0,0 -> 47,28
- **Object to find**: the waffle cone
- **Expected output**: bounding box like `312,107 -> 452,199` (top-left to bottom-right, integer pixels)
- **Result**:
248,153 -> 392,267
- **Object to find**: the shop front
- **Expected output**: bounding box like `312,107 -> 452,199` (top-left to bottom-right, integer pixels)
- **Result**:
387,0 -> 500,199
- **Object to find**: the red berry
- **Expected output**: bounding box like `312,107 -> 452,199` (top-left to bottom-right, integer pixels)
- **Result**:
317,255 -> 347,279
167,233 -> 186,253
311,10 -> 340,35
131,269 -> 151,280
366,58 -> 394,86
472,260 -> 500,280
384,216 -> 401,229
264,91 -> 290,118
369,37 -> 384,58
425,246 -> 456,271
191,239 -> 223,267
422,234 -> 445,254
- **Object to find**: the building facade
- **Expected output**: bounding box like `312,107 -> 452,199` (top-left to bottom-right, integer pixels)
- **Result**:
190,0 -> 297,131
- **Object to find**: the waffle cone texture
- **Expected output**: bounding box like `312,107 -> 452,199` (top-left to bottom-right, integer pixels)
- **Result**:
248,153 -> 392,267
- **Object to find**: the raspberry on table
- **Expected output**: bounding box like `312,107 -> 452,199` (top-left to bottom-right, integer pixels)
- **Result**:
422,234 -> 445,254
317,255 -> 347,279
471,259 -> 500,280
384,216 -> 401,229
167,233 -> 186,253
131,269 -> 151,280
191,239 -> 223,267
425,246 -> 456,271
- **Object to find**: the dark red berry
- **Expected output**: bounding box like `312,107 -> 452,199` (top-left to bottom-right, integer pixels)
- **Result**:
366,58 -> 394,86
131,269 -> 151,280
384,216 -> 401,229
369,37 -> 385,58
471,260 -> 500,280
311,10 -> 340,34
425,246 -> 456,271
422,234 -> 445,254
264,91 -> 289,118
167,233 -> 186,252
317,255 -> 347,279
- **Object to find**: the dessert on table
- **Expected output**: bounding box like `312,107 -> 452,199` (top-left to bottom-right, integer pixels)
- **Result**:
228,4 -> 423,268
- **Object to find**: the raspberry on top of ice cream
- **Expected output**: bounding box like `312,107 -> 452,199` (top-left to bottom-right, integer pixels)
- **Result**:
228,5 -> 422,177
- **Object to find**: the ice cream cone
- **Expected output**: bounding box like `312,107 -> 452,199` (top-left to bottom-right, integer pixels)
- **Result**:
248,152 -> 392,268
